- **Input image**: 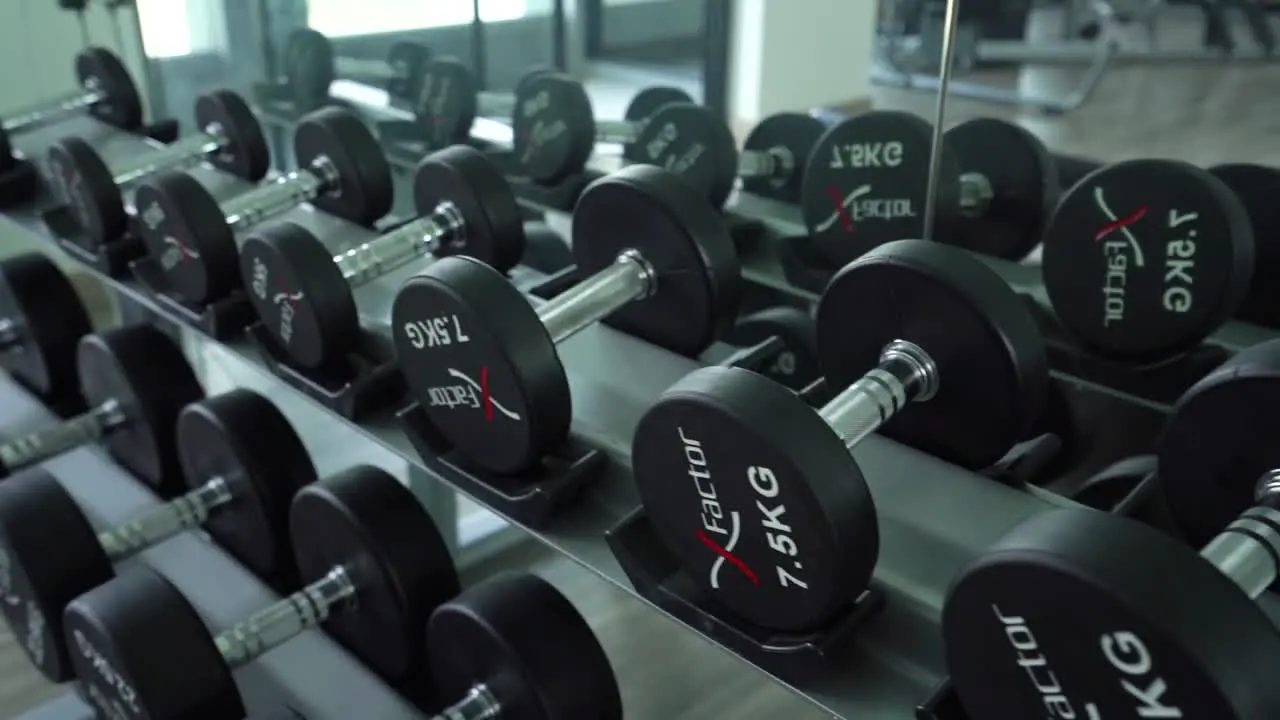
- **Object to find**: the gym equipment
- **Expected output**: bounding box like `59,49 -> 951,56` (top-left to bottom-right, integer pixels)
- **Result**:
45,89 -> 271,249
240,146 -> 526,370
0,254 -> 93,402
0,324 -> 203,490
519,222 -> 574,275
63,465 -> 461,720
722,306 -> 820,391
413,58 -> 551,148
735,113 -> 828,205
802,111 -> 1059,267
391,165 -> 740,475
1208,163 -> 1280,329
0,389 -> 315,682
284,28 -> 431,103
425,572 -> 623,720
632,239 -> 1047,632
132,106 -> 393,306
0,47 -> 142,172
509,71 -> 696,186
1042,159 -> 1254,361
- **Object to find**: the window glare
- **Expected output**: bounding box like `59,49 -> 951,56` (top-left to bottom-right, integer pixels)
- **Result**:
309,0 -> 529,37
137,0 -> 193,58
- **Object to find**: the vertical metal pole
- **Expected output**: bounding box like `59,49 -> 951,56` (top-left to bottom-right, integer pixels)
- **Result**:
702,0 -> 732,115
921,0 -> 960,244
471,0 -> 488,90
552,0 -> 568,71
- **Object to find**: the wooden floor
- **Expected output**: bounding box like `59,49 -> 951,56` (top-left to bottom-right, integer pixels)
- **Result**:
5,11 -> 1280,720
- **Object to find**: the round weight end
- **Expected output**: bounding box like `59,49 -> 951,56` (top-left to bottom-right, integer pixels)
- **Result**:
240,222 -> 357,371
0,253 -> 92,400
723,305 -> 820,391
633,365 -> 876,633
289,466 -> 460,689
1209,163 -> 1280,330
417,57 -> 480,147
633,103 -> 739,207
134,171 -> 240,305
428,573 -> 623,720
75,47 -> 143,131
0,469 -> 113,682
46,137 -> 126,248
294,107 -> 394,225
414,146 -> 525,272
195,89 -> 270,181
621,86 -> 694,162
391,256 -> 569,475
65,566 -> 242,720
944,509 -> 1280,720
817,239 -> 1048,470
740,112 -> 828,205
511,73 -> 596,185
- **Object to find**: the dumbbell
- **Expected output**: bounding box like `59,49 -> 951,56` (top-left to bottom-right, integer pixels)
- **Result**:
391,165 -> 741,475
631,239 -> 1048,633
1041,158 -> 1254,361
0,389 -> 314,682
64,465 -> 461,720
131,106 -> 393,307
942,341 -> 1280,719
1206,163 -> 1280,329
239,145 -> 526,371
721,306 -> 820,391
802,112 -> 1061,267
0,47 -> 142,173
424,572 -> 622,720
0,254 -> 93,403
284,28 -> 431,103
45,89 -> 271,249
0,324 -> 203,491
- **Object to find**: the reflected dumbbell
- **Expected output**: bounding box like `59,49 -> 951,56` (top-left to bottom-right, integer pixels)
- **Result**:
0,325 -> 203,492
240,146 -> 527,370
632,239 -> 1048,633
45,89 -> 272,248
424,573 -> 623,720
64,466 -> 461,720
131,107 -> 393,307
0,389 -> 315,682
0,47 -> 143,174
0,254 -> 93,403
285,28 -> 431,103
413,58 -> 556,148
392,165 -> 741,475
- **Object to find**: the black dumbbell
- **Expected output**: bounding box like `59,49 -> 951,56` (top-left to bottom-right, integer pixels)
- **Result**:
413,59 -> 550,148
721,306 -> 820,391
64,465 -> 461,719
1206,163 -> 1280,329
45,89 -> 271,250
803,112 -> 1061,267
424,572 -> 623,720
943,340 -> 1280,719
0,389 -> 314,682
1042,159 -> 1254,361
0,325 -> 203,491
239,145 -> 526,371
391,165 -> 741,475
0,254 -> 93,403
285,28 -> 431,104
131,106 -> 393,307
0,47 -> 143,174
632,239 -> 1048,633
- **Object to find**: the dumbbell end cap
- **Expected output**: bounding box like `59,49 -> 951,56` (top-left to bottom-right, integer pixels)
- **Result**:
0,253 -> 92,400
135,171 -> 241,306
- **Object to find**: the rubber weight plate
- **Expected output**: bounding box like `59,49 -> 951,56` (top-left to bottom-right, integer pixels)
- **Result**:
943,117 -> 1059,261
75,47 -> 142,131
293,107 -> 394,225
134,172 -> 240,305
629,103 -> 740,208
413,145 -> 525,271
723,306 -> 819,391
0,253 -> 91,399
386,42 -> 431,101
741,112 -> 827,205
46,137 -> 126,248
621,86 -> 694,162
511,72 -> 596,185
1209,163 -> 1280,329
802,111 -> 953,268
284,29 -> 335,106
195,89 -> 270,181
520,222 -> 573,274
1042,159 -> 1254,361
416,57 -> 482,148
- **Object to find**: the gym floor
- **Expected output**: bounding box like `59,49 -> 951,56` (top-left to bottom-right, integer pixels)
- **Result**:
2,11 -> 1277,719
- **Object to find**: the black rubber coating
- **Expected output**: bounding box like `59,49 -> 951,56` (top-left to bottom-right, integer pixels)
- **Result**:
415,56 -> 481,148
134,171 -> 240,305
75,47 -> 143,131
1209,163 -> 1280,329
45,136 -> 126,248
293,106 -> 394,225
630,103 -> 740,208
621,86 -> 695,162
195,89 -> 270,181
511,72 -> 596,185
413,145 -> 525,272
0,253 -> 92,401
740,112 -> 827,205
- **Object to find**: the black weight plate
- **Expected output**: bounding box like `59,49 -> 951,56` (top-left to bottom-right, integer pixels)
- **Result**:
284,29 -> 335,106
633,365 -> 874,633
801,111 -> 955,268
741,112 -> 827,205
177,389 -> 316,582
1042,159 -> 1254,361
65,566 -> 244,720
0,468 -> 113,682
392,257 -> 570,475
74,47 -> 142,131
289,466 -> 460,690
621,86 -> 694,163
573,165 -> 741,356
386,42 -> 431,101
510,72 -> 596,185
723,305 -> 819,391
0,253 -> 91,399
240,221 -> 357,370
629,103 -> 739,208
428,573 -> 623,720
944,117 -> 1059,261
1158,339 -> 1280,546
77,325 -> 203,495
294,107 -> 394,225
415,57 -> 481,148
1209,163 -> 1280,329
194,89 -> 270,181
944,509 -> 1280,720
134,172 -> 239,305
1071,454 -> 1158,511
46,137 -> 126,248
817,240 -> 1048,470
520,222 -> 572,275
0,127 -> 12,168
413,145 -> 525,271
